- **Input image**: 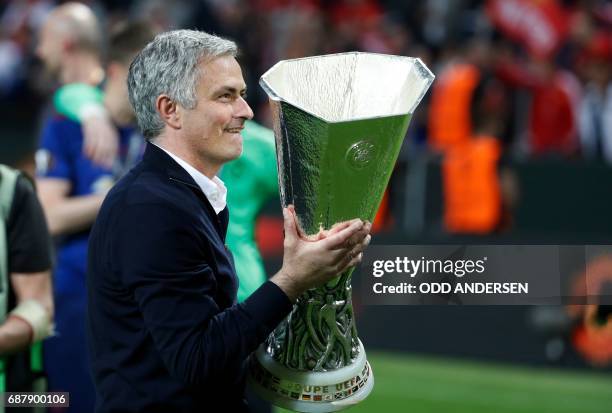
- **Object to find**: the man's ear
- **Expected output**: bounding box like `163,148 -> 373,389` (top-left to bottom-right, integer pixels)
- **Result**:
156,95 -> 181,130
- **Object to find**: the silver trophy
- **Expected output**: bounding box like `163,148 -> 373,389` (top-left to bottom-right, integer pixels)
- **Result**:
249,52 -> 434,412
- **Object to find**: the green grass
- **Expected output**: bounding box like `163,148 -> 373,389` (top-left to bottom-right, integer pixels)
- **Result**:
274,352 -> 612,413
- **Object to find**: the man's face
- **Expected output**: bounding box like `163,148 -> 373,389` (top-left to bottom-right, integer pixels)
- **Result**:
36,16 -> 65,75
180,56 -> 254,167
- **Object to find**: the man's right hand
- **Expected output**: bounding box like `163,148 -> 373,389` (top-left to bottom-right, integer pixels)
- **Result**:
271,205 -> 371,302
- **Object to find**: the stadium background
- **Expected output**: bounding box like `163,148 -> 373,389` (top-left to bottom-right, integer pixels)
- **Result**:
1,0 -> 611,412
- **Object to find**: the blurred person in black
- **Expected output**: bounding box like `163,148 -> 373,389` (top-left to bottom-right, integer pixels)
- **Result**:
88,29 -> 371,413
0,164 -> 53,403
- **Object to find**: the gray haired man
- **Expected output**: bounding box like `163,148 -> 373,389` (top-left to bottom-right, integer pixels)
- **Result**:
87,30 -> 371,412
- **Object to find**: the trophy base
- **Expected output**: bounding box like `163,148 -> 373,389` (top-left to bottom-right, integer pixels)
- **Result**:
248,340 -> 374,412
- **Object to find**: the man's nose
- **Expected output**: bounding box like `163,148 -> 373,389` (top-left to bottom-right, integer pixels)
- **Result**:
235,96 -> 254,120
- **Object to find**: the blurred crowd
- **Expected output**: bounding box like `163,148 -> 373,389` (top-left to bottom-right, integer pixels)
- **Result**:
1,0 -> 611,236
0,0 -> 610,149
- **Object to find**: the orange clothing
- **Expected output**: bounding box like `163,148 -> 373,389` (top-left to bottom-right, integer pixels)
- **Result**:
568,255 -> 612,367
428,63 -> 481,152
442,137 -> 502,234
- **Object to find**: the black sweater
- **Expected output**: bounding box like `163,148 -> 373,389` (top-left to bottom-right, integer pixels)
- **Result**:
87,143 -> 291,412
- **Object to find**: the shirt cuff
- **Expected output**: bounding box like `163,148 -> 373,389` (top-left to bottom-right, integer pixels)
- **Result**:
241,281 -> 293,332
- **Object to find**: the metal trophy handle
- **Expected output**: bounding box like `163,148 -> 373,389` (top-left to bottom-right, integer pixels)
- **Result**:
249,52 -> 434,412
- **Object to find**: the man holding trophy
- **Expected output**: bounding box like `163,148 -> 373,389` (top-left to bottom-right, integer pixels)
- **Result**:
86,30 -> 372,413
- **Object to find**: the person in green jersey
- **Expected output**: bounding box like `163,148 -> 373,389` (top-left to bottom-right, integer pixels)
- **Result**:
221,120 -> 279,302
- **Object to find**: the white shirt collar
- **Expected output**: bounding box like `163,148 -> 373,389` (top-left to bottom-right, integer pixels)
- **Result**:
153,143 -> 227,214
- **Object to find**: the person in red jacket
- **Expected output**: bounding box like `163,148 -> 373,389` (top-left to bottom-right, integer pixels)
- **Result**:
496,53 -> 581,157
